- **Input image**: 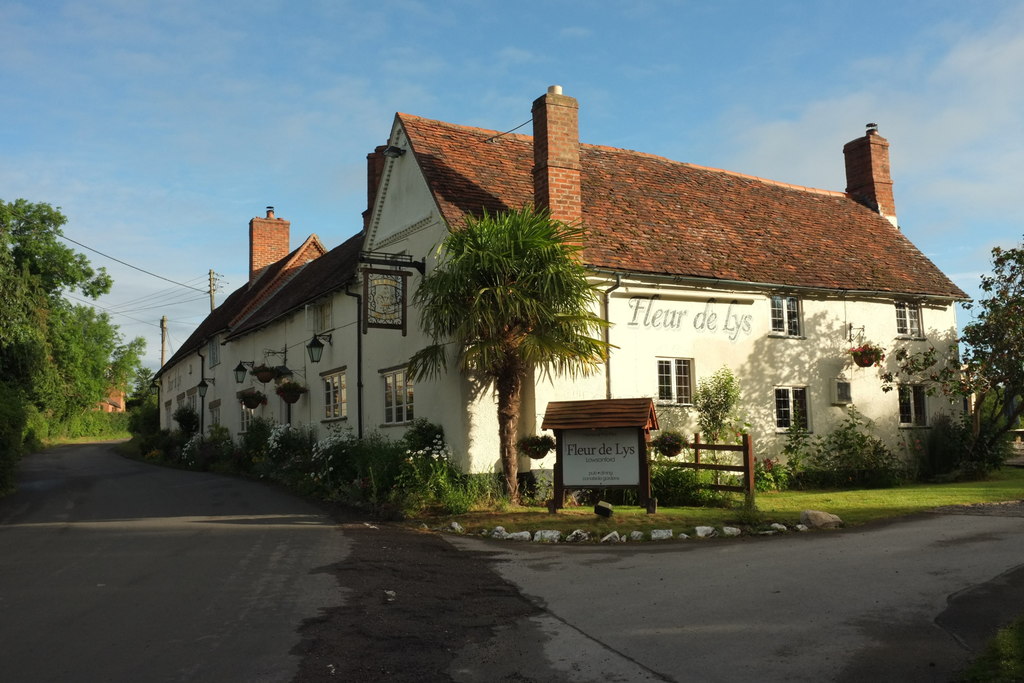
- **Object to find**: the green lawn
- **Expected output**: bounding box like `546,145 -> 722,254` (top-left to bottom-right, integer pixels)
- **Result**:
416,466 -> 1024,536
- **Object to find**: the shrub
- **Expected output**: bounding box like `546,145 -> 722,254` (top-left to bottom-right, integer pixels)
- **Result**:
754,457 -> 790,492
798,408 -> 905,488
172,406 -> 200,436
693,367 -> 741,442
0,384 -> 27,495
649,457 -> 726,507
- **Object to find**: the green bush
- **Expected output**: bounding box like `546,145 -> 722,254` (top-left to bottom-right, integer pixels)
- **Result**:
798,409 -> 906,489
754,457 -> 791,492
0,384 -> 28,494
22,403 -> 48,451
650,458 -> 726,507
172,406 -> 200,437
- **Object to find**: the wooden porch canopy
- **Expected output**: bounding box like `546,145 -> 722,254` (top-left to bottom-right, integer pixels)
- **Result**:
541,398 -> 659,431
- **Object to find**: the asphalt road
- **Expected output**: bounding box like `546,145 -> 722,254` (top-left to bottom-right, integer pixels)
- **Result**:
448,509 -> 1024,682
0,443 -> 349,683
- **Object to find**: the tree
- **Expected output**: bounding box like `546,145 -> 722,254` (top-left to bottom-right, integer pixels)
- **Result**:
693,367 -> 741,442
883,241 -> 1024,472
408,207 -> 610,502
1,199 -> 144,425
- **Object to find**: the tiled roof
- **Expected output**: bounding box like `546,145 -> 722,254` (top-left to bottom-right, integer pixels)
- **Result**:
399,114 -> 966,299
227,232 -> 363,340
157,235 -> 339,376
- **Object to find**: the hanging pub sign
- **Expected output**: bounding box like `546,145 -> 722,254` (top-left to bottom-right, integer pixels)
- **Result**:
541,398 -> 659,514
362,268 -> 408,335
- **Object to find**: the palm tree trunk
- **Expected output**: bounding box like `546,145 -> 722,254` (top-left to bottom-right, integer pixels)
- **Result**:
496,366 -> 523,504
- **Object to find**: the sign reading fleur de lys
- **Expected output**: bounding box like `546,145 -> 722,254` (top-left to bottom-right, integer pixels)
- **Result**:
562,428 -> 640,486
541,398 -> 659,514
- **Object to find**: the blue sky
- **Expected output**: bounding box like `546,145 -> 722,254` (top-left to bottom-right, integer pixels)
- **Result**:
3,1 -> 1023,370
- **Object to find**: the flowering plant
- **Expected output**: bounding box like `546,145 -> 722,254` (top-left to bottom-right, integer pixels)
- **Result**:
251,364 -> 279,383
275,381 -> 308,402
849,342 -> 885,367
238,387 -> 267,408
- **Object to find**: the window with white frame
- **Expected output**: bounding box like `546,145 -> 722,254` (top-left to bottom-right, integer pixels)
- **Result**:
240,404 -> 255,432
770,295 -> 802,336
895,301 -> 923,337
382,367 -> 413,424
774,387 -> 809,430
322,370 -> 347,420
898,385 -> 928,426
207,338 -> 220,368
657,358 -> 694,404
209,404 -> 220,427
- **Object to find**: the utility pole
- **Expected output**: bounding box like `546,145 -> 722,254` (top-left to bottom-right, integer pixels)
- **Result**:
209,269 -> 216,311
160,316 -> 168,366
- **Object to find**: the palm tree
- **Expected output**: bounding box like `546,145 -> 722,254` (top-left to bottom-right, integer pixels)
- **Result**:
408,207 -> 610,502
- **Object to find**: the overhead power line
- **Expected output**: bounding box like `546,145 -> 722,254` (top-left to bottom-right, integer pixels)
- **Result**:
60,235 -> 208,293
64,294 -> 164,328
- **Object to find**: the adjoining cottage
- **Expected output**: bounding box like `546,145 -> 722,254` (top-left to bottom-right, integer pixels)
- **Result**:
155,85 -> 966,474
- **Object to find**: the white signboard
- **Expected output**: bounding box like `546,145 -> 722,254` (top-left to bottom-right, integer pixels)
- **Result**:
562,428 -> 640,486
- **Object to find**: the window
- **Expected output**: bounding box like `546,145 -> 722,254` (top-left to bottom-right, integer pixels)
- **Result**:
240,404 -> 255,432
898,385 -> 928,426
895,302 -> 922,337
207,338 -> 220,368
209,404 -> 220,427
382,367 -> 414,424
313,301 -> 332,332
657,358 -> 694,404
831,379 -> 852,405
770,296 -> 801,336
322,370 -> 347,420
774,387 -> 809,430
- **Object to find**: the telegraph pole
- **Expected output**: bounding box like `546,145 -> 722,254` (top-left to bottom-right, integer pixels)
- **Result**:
209,269 -> 216,311
160,316 -> 168,366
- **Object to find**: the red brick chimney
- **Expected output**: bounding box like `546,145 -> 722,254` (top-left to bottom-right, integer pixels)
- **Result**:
249,206 -> 290,284
532,85 -> 582,225
843,124 -> 897,226
363,145 -> 387,230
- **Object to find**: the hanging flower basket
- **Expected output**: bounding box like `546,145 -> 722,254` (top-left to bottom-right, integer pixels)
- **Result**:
275,382 -> 308,404
238,389 -> 267,409
251,364 -> 278,383
849,343 -> 885,368
650,431 -> 686,458
517,434 -> 556,460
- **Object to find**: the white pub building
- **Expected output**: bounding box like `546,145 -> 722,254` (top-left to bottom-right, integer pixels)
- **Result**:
156,86 -> 966,474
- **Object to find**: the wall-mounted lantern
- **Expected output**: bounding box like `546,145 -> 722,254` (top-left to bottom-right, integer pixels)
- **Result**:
306,334 -> 332,363
197,377 -> 215,399
233,361 -> 253,384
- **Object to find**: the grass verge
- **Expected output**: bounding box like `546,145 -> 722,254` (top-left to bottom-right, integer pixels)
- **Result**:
956,615 -> 1024,682
414,466 -> 1024,535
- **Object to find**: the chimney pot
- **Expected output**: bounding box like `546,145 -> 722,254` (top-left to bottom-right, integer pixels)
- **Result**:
266,206 -> 275,219
548,84 -> 563,95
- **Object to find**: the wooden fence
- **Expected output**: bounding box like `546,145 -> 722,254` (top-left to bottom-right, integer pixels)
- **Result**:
659,433 -> 755,497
